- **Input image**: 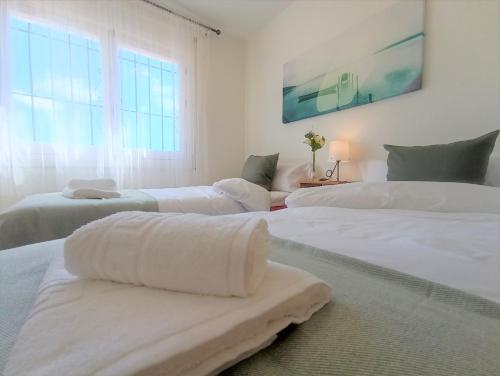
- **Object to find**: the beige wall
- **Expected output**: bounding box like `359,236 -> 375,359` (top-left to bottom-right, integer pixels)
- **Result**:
244,0 -> 500,180
206,33 -> 246,183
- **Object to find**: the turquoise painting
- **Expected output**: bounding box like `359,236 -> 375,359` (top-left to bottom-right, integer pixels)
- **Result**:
283,1 -> 425,123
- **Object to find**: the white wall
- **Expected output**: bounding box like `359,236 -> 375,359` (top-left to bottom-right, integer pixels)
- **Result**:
244,0 -> 500,180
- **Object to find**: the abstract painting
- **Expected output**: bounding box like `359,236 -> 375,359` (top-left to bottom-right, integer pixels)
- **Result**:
283,0 -> 425,123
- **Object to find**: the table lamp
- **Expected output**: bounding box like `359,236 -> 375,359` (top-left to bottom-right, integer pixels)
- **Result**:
326,140 -> 350,182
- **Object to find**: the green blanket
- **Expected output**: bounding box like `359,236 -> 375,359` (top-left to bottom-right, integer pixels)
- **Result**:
1,238 -> 499,376
0,191 -> 158,251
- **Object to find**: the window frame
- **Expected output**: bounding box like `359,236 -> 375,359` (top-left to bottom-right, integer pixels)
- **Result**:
117,45 -> 181,156
5,14 -> 184,161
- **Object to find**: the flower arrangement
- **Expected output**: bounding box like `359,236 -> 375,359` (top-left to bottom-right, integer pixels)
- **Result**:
303,131 -> 326,176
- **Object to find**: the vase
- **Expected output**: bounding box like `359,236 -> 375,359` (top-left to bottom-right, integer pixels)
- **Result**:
312,151 -> 318,179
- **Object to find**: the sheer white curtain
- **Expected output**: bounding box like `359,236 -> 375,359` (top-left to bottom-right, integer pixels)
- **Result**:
0,0 -> 209,209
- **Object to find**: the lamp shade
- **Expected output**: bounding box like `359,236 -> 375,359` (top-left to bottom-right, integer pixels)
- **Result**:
329,140 -> 350,162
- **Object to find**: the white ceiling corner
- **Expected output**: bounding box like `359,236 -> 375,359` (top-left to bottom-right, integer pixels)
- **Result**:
162,0 -> 292,39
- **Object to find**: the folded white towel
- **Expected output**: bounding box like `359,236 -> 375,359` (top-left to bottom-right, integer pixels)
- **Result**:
5,251 -> 331,376
62,187 -> 121,199
64,211 -> 270,297
67,178 -> 117,191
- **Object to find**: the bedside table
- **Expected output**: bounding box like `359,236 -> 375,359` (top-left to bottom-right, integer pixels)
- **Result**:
298,179 -> 350,188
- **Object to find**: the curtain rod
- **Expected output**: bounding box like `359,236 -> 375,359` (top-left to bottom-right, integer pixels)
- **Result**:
141,0 -> 222,35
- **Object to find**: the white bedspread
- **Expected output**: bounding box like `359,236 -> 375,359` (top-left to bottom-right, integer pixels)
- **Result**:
241,207 -> 500,303
5,251 -> 330,376
142,186 -> 245,214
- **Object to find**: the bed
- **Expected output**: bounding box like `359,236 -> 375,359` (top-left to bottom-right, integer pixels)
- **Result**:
1,181 -> 499,375
0,183 -> 290,251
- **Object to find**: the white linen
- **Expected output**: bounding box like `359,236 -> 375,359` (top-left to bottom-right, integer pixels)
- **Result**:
65,212 -> 270,297
241,207 -> 500,303
286,181 -> 500,214
213,178 -> 271,212
271,163 -> 313,192
67,178 -> 118,191
62,187 -> 121,199
142,186 -> 245,214
5,252 -> 330,376
270,191 -> 290,206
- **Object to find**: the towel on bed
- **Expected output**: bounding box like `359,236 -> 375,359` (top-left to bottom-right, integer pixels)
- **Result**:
62,187 -> 121,199
64,211 -> 270,297
64,179 -> 121,199
4,251 -> 331,376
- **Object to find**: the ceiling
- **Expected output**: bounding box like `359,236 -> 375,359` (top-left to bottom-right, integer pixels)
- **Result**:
168,0 -> 292,39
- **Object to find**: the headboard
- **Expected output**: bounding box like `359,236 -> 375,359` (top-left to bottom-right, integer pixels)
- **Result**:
485,154 -> 500,187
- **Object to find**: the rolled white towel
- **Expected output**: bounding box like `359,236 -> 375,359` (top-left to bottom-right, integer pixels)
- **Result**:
64,211 -> 270,297
67,178 -> 117,191
62,187 -> 121,199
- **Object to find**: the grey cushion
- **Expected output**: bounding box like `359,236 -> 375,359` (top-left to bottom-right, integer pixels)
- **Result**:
241,154 -> 279,191
384,130 -> 499,184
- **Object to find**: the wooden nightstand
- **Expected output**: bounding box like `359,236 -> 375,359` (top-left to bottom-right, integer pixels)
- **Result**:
298,179 -> 351,188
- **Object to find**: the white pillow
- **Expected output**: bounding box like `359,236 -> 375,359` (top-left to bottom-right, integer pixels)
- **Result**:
271,163 -> 313,192
285,181 -> 500,214
213,178 -> 270,212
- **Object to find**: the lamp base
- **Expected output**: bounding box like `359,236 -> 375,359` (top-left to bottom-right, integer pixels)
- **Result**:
325,160 -> 341,181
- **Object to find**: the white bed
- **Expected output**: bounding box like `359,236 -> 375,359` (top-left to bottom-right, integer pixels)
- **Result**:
241,181 -> 500,303
2,180 -> 500,375
0,179 -> 290,250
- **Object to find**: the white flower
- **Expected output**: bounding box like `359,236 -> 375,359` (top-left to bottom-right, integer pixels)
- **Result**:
303,139 -> 311,146
319,137 -> 325,147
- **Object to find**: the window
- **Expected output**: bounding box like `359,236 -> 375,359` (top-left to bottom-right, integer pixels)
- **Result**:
9,17 -> 103,146
119,49 -> 179,152
8,17 -> 181,153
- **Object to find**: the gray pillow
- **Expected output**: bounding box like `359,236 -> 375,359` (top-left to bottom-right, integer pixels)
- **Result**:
241,154 -> 279,191
384,130 -> 499,184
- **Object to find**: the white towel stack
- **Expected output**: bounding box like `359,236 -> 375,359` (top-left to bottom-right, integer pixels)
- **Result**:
6,252 -> 331,376
63,178 -> 121,199
64,211 -> 270,297
5,212 -> 331,375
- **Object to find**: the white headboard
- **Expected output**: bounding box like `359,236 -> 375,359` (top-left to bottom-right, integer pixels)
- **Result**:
358,160 -> 388,182
485,154 -> 500,187
359,154 -> 500,187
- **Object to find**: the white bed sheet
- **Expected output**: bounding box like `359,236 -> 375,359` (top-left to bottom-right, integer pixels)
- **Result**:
142,186 -> 246,215
241,207 -> 500,303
